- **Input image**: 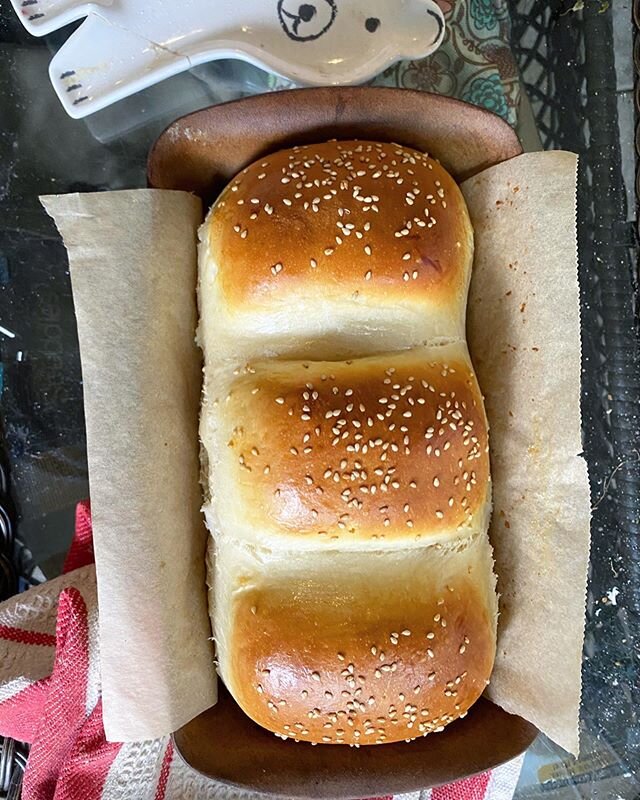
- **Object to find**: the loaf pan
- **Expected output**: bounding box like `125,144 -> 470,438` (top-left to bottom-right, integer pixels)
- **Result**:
147,86 -> 535,799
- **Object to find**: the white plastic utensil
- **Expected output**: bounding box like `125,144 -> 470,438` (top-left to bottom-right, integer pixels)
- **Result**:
9,0 -> 445,119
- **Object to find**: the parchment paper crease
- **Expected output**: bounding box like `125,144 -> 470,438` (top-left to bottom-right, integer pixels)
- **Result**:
462,152 -> 589,754
41,190 -> 216,743
41,151 -> 589,753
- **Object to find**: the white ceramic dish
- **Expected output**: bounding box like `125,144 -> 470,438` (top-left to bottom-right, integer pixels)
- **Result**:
9,0 -> 445,119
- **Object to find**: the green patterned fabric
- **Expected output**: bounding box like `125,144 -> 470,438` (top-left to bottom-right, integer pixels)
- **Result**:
267,0 -> 520,127
370,0 -> 519,126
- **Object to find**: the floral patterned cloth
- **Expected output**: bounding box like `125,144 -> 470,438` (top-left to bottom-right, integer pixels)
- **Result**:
267,0 -> 520,127
371,0 -> 519,126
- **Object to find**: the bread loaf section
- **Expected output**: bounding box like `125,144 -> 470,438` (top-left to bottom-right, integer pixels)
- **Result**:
199,140 -> 497,745
198,139 -> 473,361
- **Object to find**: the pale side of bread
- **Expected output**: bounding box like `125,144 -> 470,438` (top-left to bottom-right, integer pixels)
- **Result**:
199,140 -> 497,746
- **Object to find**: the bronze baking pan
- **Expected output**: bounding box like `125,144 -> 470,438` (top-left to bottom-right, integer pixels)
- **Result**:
148,86 -> 522,198
174,685 -> 536,798
148,87 -> 533,798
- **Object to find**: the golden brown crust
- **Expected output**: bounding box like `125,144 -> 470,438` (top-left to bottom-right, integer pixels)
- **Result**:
220,347 -> 489,544
202,139 -> 497,747
205,140 -> 472,314
223,538 -> 496,745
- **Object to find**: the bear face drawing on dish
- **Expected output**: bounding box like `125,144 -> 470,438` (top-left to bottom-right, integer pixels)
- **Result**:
18,0 -> 445,119
277,0 -> 338,41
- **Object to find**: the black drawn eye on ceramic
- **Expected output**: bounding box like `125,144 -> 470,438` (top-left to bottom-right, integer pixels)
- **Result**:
277,0 -> 338,42
365,10 -> 443,45
365,17 -> 381,33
